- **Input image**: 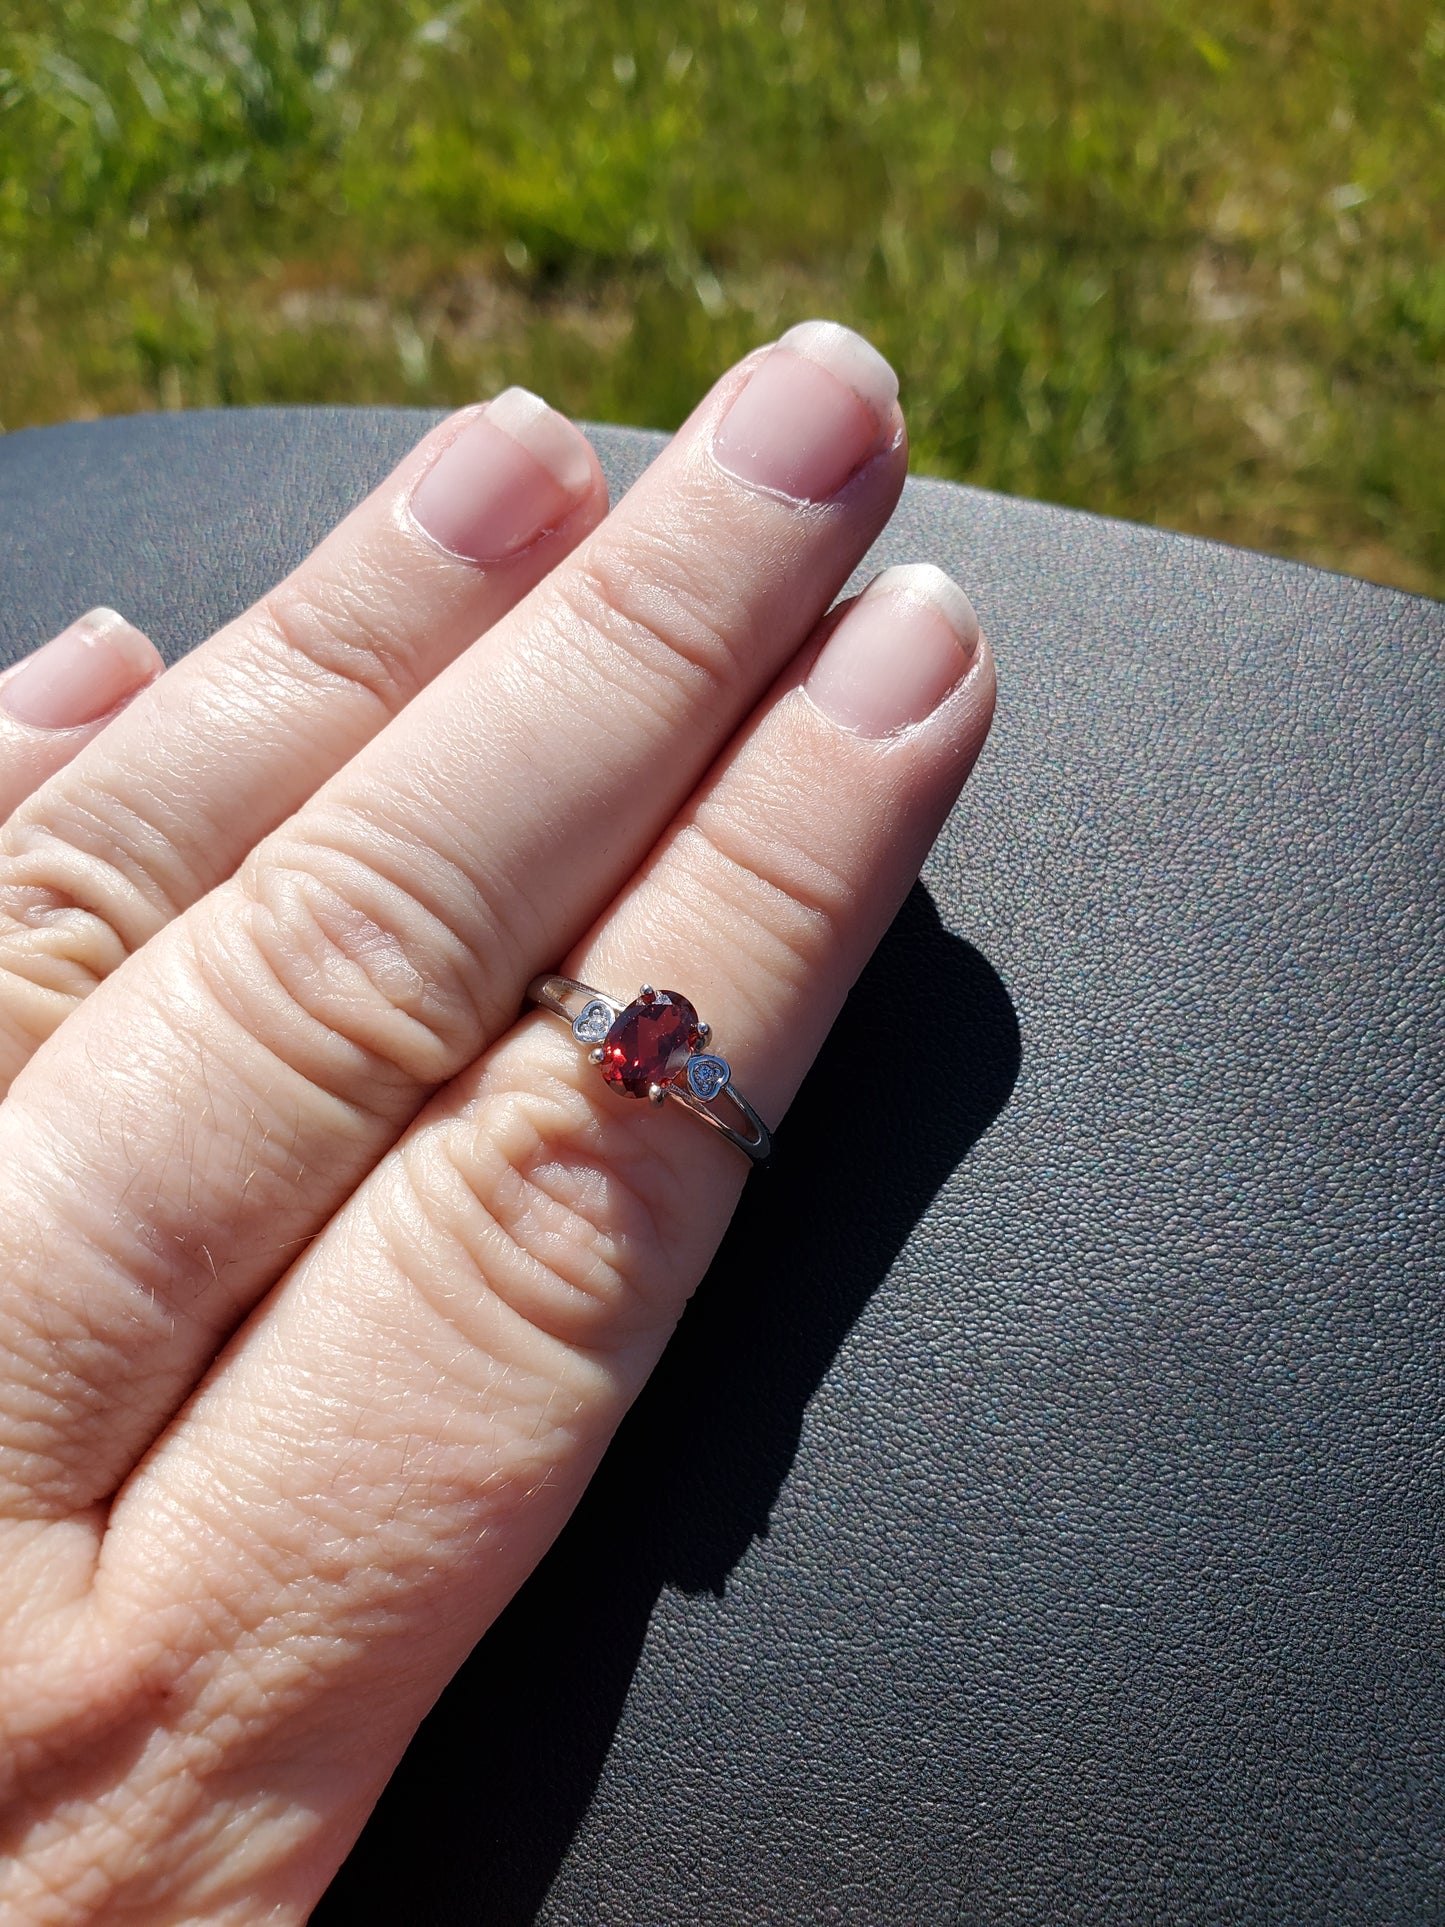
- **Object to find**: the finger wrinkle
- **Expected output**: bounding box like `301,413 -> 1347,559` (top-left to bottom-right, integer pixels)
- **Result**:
195,867 -> 462,1107
3,786 -> 185,924
378,1119 -> 634,1361
681,802 -> 852,937
253,559 -> 429,723
647,821 -> 831,1019
290,795 -> 543,1017
0,845 -> 160,985
549,534 -> 745,709
503,608 -> 687,759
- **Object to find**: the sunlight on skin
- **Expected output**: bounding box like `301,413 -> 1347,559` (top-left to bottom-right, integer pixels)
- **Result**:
0,325 -> 994,1919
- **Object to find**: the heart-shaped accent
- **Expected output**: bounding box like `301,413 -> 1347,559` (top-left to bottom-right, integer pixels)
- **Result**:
572,999 -> 614,1044
685,1052 -> 730,1102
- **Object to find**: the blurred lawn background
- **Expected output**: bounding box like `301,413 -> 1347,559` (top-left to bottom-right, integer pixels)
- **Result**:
2,0 -> 1442,593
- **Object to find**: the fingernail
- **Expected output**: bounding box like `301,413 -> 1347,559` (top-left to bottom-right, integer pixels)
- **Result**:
0,608 -> 161,730
712,320 -> 900,503
804,564 -> 980,738
410,387 -> 595,564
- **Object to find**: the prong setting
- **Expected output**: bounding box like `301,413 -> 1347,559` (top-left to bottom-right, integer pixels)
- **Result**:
527,972 -> 770,1162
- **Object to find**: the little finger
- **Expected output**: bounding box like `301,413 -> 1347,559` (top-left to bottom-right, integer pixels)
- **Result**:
0,608 -> 161,819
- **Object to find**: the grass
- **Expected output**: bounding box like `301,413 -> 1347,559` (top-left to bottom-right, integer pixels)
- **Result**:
2,0 -> 1442,595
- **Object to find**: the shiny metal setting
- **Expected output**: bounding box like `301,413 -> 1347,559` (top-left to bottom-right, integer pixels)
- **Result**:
526,972 -> 771,1164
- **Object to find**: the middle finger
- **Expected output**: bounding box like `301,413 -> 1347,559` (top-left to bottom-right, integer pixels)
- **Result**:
0,323 -> 907,1517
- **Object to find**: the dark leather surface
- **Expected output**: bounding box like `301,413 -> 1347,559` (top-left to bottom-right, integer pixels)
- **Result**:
1,409 -> 1440,1924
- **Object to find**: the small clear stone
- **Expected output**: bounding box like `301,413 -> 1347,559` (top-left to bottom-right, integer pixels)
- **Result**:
573,1000 -> 614,1044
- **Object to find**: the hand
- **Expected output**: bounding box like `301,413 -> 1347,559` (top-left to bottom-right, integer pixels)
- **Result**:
0,324 -> 994,1921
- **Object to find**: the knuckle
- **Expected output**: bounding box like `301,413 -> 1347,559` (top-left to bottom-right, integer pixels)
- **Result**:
0,797 -> 178,953
0,804 -> 181,1068
0,1604 -> 179,1829
671,807 -> 847,996
386,1061 -> 693,1356
553,524 -> 747,709
213,827 -> 513,1099
254,560 -> 427,720
3,1645 -> 165,1779
0,871 -> 133,998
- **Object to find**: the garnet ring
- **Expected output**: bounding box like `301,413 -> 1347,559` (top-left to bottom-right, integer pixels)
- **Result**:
526,974 -> 771,1164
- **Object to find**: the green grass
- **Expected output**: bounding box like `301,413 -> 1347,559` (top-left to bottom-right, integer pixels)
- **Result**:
3,0 -> 1442,593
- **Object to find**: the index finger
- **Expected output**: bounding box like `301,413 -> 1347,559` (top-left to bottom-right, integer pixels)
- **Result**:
0,608 -> 162,816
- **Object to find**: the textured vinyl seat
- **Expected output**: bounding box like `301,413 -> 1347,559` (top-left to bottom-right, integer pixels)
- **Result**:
2,410 -> 1441,1924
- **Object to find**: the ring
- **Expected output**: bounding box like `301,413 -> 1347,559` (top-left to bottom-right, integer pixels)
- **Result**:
526,974 -> 771,1164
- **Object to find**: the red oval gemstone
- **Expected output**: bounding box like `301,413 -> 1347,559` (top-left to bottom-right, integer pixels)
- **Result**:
600,990 -> 700,1098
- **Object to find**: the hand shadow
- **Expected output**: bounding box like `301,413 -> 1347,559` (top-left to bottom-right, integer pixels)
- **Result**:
315,881 -> 1021,1925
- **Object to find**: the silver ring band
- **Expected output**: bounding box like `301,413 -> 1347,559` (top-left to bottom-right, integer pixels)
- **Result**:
526,974 -> 771,1165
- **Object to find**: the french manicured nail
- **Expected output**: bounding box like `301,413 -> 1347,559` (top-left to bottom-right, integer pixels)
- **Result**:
804,564 -> 980,738
0,608 -> 161,729
410,387 -> 595,564
712,320 -> 900,503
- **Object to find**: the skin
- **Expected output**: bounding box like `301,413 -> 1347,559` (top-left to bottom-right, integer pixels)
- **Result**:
0,330 -> 995,1923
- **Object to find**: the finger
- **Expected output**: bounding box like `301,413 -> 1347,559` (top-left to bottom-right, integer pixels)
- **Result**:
0,609 -> 161,818
0,391 -> 607,1086
85,567 -> 995,1909
0,323 -> 908,1516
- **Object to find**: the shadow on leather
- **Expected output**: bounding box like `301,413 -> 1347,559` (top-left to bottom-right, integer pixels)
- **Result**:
316,880 -> 1020,1925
